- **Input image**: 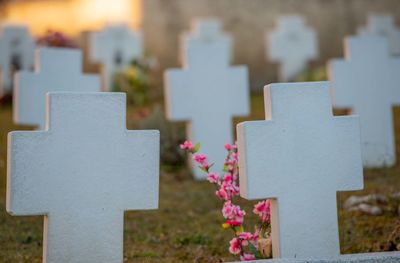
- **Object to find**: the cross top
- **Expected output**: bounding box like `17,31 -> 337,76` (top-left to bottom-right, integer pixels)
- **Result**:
237,82 -> 363,258
267,16 -> 318,81
329,36 -> 400,167
277,15 -> 306,32
36,47 -> 83,73
14,48 -> 100,129
7,92 -> 160,263
358,14 -> 400,55
368,15 -> 396,35
182,19 -> 232,68
47,93 -> 124,130
192,19 -> 224,41
347,34 -> 391,60
0,24 -> 34,96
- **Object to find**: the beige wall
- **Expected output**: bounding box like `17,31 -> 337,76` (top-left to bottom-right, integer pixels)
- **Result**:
141,0 -> 400,90
1,0 -> 142,36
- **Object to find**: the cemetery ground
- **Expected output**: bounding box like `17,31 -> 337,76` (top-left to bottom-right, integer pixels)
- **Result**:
0,94 -> 399,262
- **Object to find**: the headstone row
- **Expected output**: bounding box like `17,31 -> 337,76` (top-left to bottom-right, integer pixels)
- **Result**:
0,23 -> 143,96
3,12 -> 400,263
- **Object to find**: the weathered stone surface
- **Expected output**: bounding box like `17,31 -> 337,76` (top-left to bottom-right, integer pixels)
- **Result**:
237,82 -> 363,258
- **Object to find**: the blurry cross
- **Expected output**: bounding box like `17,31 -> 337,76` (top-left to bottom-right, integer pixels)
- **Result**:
90,24 -> 142,91
164,19 -> 249,179
0,24 -> 34,97
267,16 -> 318,81
358,14 -> 400,55
329,36 -> 400,167
14,48 -> 100,129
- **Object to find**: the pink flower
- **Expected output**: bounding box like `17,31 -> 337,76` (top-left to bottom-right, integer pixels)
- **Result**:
222,201 -> 245,225
226,219 -> 242,227
207,172 -> 219,183
193,153 -> 207,164
222,201 -> 235,218
229,237 -> 241,254
223,174 -> 234,183
253,199 -> 271,224
225,143 -> 235,151
238,232 -> 253,241
216,188 -> 229,200
180,140 -> 194,151
220,180 -> 240,198
240,253 -> 256,261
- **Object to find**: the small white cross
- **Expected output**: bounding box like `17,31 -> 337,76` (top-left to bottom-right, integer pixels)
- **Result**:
329,36 -> 400,167
89,24 -> 142,91
7,92 -> 160,263
267,16 -> 318,81
237,82 -> 363,258
14,48 -> 101,129
358,14 -> 400,55
0,24 -> 34,97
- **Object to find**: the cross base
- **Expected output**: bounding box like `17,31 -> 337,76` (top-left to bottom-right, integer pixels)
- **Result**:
230,251 -> 400,263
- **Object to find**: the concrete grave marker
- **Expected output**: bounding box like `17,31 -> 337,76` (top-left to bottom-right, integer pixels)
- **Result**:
328,36 -> 400,167
267,16 -> 318,81
14,48 -> 101,129
179,19 -> 232,63
7,92 -> 160,263
90,24 -> 142,91
165,20 -> 250,179
237,82 -> 363,259
0,24 -> 34,96
358,14 -> 400,55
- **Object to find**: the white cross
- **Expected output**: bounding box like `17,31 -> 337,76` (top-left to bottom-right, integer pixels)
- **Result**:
165,20 -> 249,179
329,36 -> 400,167
267,16 -> 318,82
358,14 -> 400,55
0,24 -> 34,97
89,24 -> 142,91
14,48 -> 101,129
237,82 -> 363,259
7,92 -> 160,263
179,19 -> 232,64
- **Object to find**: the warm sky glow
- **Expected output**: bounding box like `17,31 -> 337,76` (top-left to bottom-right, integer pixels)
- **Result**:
1,0 -> 142,36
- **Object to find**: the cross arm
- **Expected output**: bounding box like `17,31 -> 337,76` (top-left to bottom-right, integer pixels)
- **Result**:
332,116 -> 363,191
164,69 -> 192,120
6,131 -> 50,216
229,66 -> 250,116
13,71 -> 38,126
327,59 -> 355,108
237,120 -> 283,200
122,130 -> 160,211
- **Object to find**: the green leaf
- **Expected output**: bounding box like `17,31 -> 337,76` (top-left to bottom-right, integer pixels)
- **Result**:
249,243 -> 263,259
193,143 -> 201,153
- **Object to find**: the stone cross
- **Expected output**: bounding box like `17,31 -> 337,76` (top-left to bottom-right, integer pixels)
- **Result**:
7,92 -> 160,263
0,24 -> 34,97
165,20 -> 249,179
328,36 -> 400,167
267,16 -> 318,82
237,82 -> 363,259
179,19 -> 232,63
89,24 -> 142,91
358,14 -> 400,55
14,48 -> 101,129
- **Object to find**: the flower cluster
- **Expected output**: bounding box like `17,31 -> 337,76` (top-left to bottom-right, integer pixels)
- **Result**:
180,141 -> 272,261
36,30 -> 77,48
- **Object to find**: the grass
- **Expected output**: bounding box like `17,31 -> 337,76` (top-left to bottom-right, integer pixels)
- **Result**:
0,94 -> 399,262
